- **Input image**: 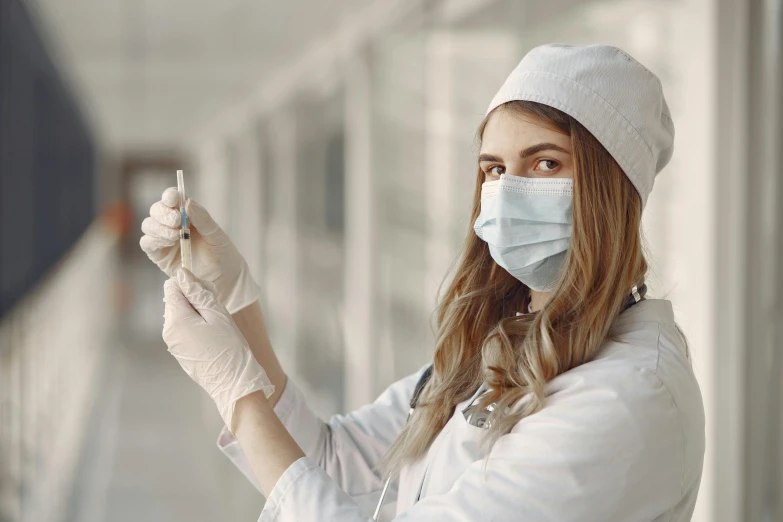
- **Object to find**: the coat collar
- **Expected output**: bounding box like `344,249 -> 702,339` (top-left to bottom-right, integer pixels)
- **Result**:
613,298 -> 675,328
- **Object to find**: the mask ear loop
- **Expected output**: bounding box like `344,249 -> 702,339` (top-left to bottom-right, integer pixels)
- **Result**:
516,291 -> 533,316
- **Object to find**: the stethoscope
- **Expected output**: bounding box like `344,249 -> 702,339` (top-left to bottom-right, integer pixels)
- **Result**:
372,364 -> 433,520
371,282 -> 647,520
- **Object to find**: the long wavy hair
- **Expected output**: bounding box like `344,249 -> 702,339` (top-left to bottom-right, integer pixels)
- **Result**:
378,100 -> 657,477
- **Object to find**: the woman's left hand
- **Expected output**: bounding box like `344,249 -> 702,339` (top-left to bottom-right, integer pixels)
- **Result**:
162,268 -> 275,432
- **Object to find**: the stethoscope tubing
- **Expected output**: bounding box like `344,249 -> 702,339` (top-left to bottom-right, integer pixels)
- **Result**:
371,283 -> 646,519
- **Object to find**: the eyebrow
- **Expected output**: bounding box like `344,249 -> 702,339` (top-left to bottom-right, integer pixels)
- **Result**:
478,143 -> 570,163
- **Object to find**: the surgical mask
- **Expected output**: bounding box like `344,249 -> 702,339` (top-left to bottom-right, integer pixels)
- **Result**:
473,174 -> 573,291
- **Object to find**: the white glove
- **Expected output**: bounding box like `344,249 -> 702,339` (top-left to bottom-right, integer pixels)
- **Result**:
162,268 -> 274,432
141,187 -> 260,314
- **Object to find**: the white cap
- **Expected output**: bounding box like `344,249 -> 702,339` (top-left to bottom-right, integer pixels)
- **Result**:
487,44 -> 674,210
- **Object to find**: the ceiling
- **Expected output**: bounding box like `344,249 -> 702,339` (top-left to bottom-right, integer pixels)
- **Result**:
27,0 -> 364,152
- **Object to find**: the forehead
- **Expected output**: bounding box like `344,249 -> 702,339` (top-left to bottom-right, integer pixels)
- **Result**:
480,109 -> 571,152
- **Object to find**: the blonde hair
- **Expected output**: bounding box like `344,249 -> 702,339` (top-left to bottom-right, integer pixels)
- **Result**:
378,100 -> 652,477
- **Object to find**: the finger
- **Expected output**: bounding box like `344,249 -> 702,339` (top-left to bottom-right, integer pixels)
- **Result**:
176,268 -> 228,317
163,278 -> 203,323
201,279 -> 218,295
141,216 -> 179,241
194,274 -> 217,297
150,200 -> 181,228
140,236 -> 179,276
139,234 -> 176,255
185,199 -> 223,239
162,187 -> 180,208
169,266 -> 217,295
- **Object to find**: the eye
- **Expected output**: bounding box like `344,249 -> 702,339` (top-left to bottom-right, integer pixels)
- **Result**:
534,159 -> 559,172
486,165 -> 505,177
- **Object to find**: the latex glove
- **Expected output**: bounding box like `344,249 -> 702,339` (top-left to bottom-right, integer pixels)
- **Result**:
162,268 -> 274,432
141,187 -> 260,314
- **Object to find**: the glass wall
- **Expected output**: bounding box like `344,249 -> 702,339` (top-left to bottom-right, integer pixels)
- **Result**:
371,17 -> 432,385
293,90 -> 347,413
0,0 -> 96,318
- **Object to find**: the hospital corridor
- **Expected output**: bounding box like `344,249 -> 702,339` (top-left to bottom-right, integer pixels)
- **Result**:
1,0 -> 782,521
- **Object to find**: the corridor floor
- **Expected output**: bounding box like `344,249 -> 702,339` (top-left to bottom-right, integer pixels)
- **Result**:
66,254 -> 263,522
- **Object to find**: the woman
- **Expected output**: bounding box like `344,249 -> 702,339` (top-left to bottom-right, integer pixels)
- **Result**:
141,44 -> 705,521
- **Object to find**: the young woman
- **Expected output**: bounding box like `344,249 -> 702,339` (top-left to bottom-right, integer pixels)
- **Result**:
141,44 -> 705,521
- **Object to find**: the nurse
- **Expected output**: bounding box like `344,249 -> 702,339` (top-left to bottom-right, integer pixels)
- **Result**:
140,44 -> 705,521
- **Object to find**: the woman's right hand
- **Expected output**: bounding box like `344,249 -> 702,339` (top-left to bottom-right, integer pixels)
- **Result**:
140,187 -> 260,314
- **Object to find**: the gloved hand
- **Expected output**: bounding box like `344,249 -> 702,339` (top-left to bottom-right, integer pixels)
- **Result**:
163,268 -> 274,432
140,187 -> 260,314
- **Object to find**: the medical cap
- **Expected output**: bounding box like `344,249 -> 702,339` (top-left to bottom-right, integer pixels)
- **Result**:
487,44 -> 674,210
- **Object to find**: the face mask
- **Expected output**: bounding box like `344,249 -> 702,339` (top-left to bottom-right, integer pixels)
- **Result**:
473,174 -> 573,291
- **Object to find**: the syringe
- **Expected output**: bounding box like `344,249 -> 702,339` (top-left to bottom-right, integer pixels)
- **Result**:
177,170 -> 192,271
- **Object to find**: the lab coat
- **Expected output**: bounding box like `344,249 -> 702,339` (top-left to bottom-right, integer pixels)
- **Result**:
217,299 -> 705,521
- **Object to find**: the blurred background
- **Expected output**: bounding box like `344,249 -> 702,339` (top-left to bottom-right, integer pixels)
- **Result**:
0,0 -> 781,521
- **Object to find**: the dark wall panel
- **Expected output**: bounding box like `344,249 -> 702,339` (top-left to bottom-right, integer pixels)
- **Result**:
0,0 -> 96,317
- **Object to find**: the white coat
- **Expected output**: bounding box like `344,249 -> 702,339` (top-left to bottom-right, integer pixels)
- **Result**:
217,299 -> 705,521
